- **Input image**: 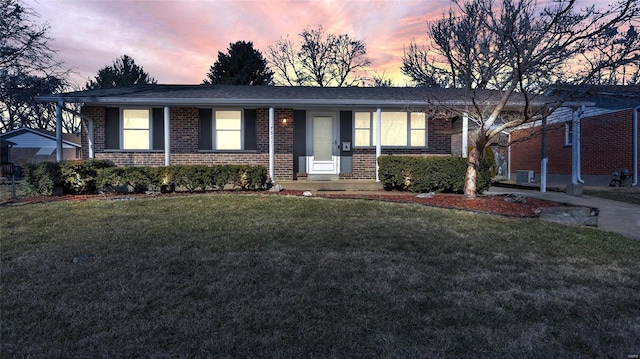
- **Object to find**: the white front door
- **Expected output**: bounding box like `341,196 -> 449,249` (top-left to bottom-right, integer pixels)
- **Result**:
307,114 -> 339,175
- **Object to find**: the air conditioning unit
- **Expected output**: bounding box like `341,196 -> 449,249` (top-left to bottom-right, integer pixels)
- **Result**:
516,170 -> 535,184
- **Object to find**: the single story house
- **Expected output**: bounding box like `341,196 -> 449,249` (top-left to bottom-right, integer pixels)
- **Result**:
1,138 -> 16,178
509,85 -> 639,186
0,127 -> 81,168
37,85 -> 551,183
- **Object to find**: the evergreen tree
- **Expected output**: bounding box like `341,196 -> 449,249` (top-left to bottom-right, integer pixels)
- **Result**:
203,41 -> 272,85
85,54 -> 157,89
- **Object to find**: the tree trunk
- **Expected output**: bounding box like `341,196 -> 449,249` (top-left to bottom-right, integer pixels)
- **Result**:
464,147 -> 480,199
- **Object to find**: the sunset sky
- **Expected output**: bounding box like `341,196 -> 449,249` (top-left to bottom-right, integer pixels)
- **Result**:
31,0 -> 610,87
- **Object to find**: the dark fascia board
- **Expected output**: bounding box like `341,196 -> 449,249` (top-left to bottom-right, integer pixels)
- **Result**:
34,85 -> 572,110
35,95 -> 559,111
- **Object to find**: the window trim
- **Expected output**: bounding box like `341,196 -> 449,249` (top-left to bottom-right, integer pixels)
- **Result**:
212,109 -> 244,151
565,122 -> 573,146
353,110 -> 428,148
120,107 -> 153,150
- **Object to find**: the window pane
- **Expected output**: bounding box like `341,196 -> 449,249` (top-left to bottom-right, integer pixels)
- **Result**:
411,112 -> 425,129
380,112 -> 407,146
217,118 -> 241,130
123,130 -> 150,149
411,129 -> 426,146
214,110 -> 242,150
355,129 -> 370,147
216,131 -> 241,150
123,109 -> 150,129
354,112 -> 371,129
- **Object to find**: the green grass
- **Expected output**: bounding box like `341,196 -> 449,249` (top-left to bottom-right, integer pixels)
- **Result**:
1,194 -> 639,357
585,187 -> 640,205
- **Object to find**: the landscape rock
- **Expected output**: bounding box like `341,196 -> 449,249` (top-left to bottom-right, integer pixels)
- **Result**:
537,206 -> 598,226
503,193 -> 527,203
303,191 -> 313,197
269,184 -> 284,192
416,192 -> 435,198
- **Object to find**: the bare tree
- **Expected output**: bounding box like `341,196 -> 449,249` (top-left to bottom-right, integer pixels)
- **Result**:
0,0 -> 74,133
268,26 -> 371,87
403,0 -> 640,198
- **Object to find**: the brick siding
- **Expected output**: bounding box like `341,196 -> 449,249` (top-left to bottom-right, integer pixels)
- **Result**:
81,106 -> 452,181
510,109 -> 638,176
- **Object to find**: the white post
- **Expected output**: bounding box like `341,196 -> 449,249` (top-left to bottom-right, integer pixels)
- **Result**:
571,109 -> 579,184
633,105 -> 639,186
87,119 -> 94,159
507,132 -> 511,181
56,101 -> 63,162
462,112 -> 469,158
164,106 -> 170,166
269,107 -> 275,183
375,108 -> 382,182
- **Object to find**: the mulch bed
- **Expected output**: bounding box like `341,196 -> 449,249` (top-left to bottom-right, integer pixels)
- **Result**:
1,189 -> 568,218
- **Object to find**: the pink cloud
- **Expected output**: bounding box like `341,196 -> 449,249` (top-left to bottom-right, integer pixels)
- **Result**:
32,0 -> 613,87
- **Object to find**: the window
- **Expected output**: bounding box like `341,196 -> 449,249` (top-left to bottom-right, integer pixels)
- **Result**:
565,122 -> 573,146
214,110 -> 242,150
199,109 -> 256,151
354,111 -> 427,147
122,109 -> 150,149
354,112 -> 372,147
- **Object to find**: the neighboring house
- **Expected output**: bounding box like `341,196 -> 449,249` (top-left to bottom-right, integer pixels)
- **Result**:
0,128 -> 81,168
36,85 -> 549,182
1,138 -> 16,178
509,85 -> 640,186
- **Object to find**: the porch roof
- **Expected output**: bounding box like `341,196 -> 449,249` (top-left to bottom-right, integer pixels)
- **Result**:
36,84 -> 554,110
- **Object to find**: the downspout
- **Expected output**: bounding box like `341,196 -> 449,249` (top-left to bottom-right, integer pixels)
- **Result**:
269,107 -> 275,183
375,108 -> 382,182
462,113 -> 469,158
55,101 -> 63,162
633,105 -> 639,186
164,106 -> 170,166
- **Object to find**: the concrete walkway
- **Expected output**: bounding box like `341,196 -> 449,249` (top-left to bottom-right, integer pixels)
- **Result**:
487,186 -> 640,240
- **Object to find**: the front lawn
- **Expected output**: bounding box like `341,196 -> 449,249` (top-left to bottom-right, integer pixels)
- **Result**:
1,194 -> 639,357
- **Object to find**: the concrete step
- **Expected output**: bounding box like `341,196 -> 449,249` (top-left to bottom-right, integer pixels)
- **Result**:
276,179 -> 384,192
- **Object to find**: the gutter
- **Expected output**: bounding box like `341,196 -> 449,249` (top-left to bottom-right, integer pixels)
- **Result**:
33,95 -> 561,110
634,105 -> 639,186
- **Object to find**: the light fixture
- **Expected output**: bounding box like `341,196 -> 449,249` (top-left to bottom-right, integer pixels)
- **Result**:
282,117 -> 287,124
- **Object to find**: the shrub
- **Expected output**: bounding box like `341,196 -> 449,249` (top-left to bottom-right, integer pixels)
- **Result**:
377,155 -> 491,194
170,165 -> 210,192
23,162 -> 63,195
97,166 -> 157,193
60,159 -> 115,194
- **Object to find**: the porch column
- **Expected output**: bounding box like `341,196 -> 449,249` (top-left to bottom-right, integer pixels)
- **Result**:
375,108 -> 382,182
571,108 -> 582,184
462,112 -> 469,158
269,107 -> 275,182
540,117 -> 548,192
56,100 -> 63,162
164,106 -> 170,166
87,118 -> 94,158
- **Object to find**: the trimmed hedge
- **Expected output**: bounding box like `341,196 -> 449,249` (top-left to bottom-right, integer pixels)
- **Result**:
377,155 -> 492,194
23,161 -> 269,195
23,162 -> 64,195
61,159 -> 116,194
98,164 -> 268,193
